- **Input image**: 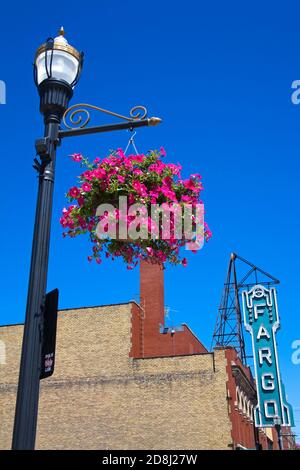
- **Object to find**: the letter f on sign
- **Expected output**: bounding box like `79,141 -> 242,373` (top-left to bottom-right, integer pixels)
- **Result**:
254,304 -> 265,320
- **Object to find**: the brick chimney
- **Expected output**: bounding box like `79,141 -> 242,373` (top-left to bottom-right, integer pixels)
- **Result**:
130,260 -> 208,358
140,260 -> 165,352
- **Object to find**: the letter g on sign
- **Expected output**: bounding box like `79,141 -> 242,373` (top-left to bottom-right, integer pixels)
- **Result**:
261,373 -> 275,391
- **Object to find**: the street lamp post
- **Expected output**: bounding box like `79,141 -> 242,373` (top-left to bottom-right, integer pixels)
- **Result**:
12,28 -> 83,450
274,416 -> 283,450
12,28 -> 161,450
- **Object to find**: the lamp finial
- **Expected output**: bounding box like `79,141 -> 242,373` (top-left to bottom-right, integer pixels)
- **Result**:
58,26 -> 65,37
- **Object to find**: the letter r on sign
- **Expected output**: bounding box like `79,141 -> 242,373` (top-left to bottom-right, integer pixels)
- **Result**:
259,348 -> 272,366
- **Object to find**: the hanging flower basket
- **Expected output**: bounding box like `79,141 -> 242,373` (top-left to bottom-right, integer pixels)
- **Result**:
60,148 -> 212,269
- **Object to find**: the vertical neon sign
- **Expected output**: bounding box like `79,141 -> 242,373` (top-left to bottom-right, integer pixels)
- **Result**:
242,285 -> 294,427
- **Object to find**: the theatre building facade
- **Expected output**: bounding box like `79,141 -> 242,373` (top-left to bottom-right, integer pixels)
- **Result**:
0,262 -> 293,450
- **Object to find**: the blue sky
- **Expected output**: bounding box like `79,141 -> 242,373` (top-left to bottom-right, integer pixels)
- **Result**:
0,1 -> 299,441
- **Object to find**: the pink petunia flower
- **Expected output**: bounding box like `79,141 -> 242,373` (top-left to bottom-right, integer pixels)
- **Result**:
117,175 -> 125,183
183,179 -> 197,191
117,149 -> 126,159
190,173 -> 202,179
82,182 -> 92,192
60,216 -> 68,227
133,168 -> 143,176
181,195 -> 193,203
160,146 -> 167,157
128,194 -> 135,205
130,154 -> 145,163
78,196 -> 85,207
69,187 -> 80,199
92,168 -> 107,179
160,186 -> 177,202
82,170 -> 93,181
132,180 -> 148,197
148,163 -> 165,175
167,163 -> 182,176
182,257 -> 188,267
70,153 -> 83,162
146,247 -> 154,256
162,176 -> 173,187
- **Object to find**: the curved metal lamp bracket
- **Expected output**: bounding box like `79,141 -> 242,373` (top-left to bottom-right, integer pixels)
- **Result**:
59,103 -> 161,139
62,103 -> 148,130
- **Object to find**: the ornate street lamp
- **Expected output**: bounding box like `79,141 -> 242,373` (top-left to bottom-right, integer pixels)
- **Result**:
34,27 -> 83,118
12,28 -> 161,450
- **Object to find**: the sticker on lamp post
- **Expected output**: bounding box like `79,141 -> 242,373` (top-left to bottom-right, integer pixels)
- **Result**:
0,81 -> 6,104
242,285 -> 294,427
40,289 -> 59,380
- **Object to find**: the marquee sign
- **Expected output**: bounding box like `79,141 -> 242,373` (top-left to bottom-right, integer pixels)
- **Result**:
242,285 -> 294,428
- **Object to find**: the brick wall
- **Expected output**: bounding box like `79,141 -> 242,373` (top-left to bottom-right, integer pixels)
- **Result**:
0,260 -> 282,450
0,304 -> 233,450
224,347 -> 257,449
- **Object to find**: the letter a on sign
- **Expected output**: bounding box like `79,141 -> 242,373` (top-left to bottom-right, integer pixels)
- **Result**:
242,285 -> 294,428
257,325 -> 270,340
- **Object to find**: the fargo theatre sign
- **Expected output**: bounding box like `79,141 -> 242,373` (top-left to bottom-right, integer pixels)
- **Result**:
242,285 -> 294,427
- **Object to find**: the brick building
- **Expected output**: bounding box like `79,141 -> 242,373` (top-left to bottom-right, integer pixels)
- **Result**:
0,262 -> 294,450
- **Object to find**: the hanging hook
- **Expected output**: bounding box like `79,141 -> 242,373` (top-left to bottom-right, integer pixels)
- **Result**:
124,129 -> 139,155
